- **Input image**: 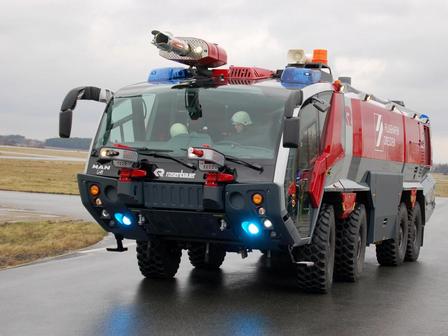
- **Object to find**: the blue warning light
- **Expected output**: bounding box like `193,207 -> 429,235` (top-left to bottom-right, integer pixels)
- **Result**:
241,221 -> 261,236
148,67 -> 190,83
281,67 -> 321,88
114,213 -> 132,226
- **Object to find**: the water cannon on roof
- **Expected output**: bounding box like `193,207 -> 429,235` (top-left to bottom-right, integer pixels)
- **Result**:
151,30 -> 227,69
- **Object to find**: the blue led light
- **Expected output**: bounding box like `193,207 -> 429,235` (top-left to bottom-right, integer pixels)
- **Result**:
241,221 -> 261,236
148,67 -> 190,83
114,213 -> 123,223
122,215 -> 132,226
281,67 -> 321,87
248,223 -> 259,234
114,213 -> 132,226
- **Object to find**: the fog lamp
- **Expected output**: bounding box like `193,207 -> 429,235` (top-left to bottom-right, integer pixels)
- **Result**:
89,184 -> 100,197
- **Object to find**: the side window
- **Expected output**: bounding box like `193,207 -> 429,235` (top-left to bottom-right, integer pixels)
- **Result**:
317,91 -> 332,135
99,95 -> 155,145
296,103 -> 319,169
108,99 -> 134,144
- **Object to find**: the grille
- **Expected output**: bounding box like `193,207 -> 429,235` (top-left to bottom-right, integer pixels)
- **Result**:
143,182 -> 203,210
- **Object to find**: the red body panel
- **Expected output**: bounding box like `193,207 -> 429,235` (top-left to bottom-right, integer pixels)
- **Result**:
309,93 -> 345,207
352,100 -> 405,163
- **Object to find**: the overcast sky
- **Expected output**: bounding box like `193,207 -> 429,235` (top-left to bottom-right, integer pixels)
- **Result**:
1,0 -> 447,162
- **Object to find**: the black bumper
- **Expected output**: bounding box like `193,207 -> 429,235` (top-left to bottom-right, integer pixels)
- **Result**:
78,174 -> 303,250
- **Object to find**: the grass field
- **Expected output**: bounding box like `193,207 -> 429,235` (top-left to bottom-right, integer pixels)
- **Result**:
0,159 -> 84,194
0,220 -> 106,269
432,173 -> 448,197
1,146 -> 448,197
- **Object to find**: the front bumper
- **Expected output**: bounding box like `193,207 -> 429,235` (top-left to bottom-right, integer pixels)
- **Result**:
78,174 -> 303,250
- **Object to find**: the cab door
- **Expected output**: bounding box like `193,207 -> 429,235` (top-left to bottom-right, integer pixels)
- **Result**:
284,92 -> 331,237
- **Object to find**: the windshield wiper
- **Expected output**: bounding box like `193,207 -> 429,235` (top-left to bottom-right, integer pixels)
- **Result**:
134,147 -> 173,153
137,149 -> 196,170
224,155 -> 264,173
179,148 -> 263,173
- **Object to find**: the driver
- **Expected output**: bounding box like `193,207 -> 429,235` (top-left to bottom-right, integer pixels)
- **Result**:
231,111 -> 253,134
169,123 -> 188,138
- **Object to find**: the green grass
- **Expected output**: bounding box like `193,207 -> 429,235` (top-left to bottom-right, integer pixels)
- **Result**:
0,220 -> 106,269
432,173 -> 448,197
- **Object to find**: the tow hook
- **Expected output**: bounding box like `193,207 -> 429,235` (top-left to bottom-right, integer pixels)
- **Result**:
106,234 -> 128,252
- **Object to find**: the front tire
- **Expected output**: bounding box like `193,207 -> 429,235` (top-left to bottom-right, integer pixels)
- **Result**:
136,240 -> 181,279
376,203 -> 409,266
405,202 -> 423,262
296,204 -> 336,293
334,204 -> 367,282
188,243 -> 226,270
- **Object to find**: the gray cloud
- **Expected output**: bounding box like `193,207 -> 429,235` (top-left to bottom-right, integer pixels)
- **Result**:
1,0 -> 447,161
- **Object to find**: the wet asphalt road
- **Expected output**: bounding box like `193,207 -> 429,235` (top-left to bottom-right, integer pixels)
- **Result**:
1,195 -> 448,336
0,190 -> 92,221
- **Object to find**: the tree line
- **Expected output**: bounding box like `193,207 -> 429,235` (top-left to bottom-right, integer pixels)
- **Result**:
0,134 -> 91,150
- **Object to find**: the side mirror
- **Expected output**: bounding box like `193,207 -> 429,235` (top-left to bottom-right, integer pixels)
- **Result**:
282,117 -> 300,148
59,109 -> 73,138
59,86 -> 113,138
312,97 -> 330,113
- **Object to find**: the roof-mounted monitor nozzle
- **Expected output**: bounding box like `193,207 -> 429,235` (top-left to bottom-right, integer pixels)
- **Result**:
152,30 -> 200,58
151,29 -> 227,69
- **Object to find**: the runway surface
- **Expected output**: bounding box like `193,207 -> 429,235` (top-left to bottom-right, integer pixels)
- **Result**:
0,193 -> 447,336
0,190 -> 92,221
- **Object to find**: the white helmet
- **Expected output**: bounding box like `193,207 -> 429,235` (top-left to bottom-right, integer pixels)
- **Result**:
170,123 -> 188,137
231,111 -> 252,126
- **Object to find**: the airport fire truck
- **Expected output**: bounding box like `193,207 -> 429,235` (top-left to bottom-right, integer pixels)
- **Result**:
59,30 -> 435,293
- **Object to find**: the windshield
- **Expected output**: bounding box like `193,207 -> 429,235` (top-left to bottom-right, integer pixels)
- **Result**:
94,84 -> 290,160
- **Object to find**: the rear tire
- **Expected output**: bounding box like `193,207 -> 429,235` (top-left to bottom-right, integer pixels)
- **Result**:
136,240 -> 181,279
296,204 -> 336,293
188,243 -> 226,270
334,204 -> 367,282
405,202 -> 423,262
376,203 -> 408,266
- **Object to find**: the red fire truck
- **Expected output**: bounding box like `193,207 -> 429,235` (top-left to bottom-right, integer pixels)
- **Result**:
59,30 -> 436,293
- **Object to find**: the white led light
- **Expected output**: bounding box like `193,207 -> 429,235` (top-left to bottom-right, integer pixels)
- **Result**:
258,207 -> 266,216
263,219 -> 273,229
100,149 -> 108,157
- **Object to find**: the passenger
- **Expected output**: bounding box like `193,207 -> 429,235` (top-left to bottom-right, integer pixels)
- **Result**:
231,111 -> 252,134
169,123 -> 188,138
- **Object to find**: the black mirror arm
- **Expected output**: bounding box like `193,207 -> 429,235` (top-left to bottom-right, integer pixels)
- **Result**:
59,86 -> 114,138
60,86 -> 114,112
